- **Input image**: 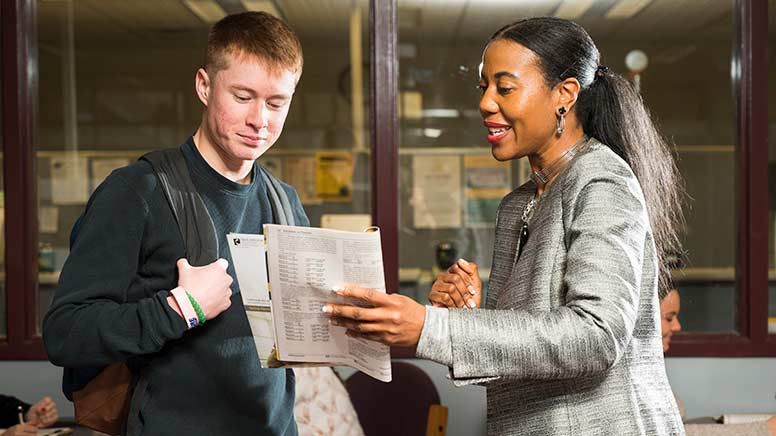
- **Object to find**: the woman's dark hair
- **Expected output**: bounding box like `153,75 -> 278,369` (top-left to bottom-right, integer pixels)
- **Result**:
489,17 -> 685,299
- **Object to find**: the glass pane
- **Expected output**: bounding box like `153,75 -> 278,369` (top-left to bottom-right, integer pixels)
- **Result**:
769,0 -> 776,336
272,0 -> 372,227
396,3 -> 531,302
397,1 -> 738,334
37,0 -> 370,334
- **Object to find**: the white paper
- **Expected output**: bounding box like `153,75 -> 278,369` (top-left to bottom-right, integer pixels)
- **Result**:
226,233 -> 276,367
227,233 -> 271,306
234,225 -> 391,382
721,414 -> 773,424
90,157 -> 130,193
264,224 -> 391,382
50,156 -> 89,205
0,428 -> 73,435
38,206 -> 59,234
38,428 -> 73,436
412,155 -> 462,229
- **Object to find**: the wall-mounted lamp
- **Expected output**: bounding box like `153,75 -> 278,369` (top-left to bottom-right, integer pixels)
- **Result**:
625,49 -> 648,93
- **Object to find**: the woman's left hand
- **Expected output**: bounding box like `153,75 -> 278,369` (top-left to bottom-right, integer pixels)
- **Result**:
429,258 -> 482,309
323,286 -> 426,346
25,396 -> 58,428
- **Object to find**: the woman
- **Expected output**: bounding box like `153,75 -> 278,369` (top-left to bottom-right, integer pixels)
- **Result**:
323,17 -> 684,435
661,288 -> 682,353
659,289 -> 776,436
0,395 -> 58,436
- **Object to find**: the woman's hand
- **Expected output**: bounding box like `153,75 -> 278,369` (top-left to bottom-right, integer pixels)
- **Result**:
25,396 -> 58,428
322,286 -> 426,346
429,258 -> 482,309
766,416 -> 776,436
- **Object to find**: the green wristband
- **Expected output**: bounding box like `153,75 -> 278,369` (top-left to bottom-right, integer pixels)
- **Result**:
186,291 -> 206,325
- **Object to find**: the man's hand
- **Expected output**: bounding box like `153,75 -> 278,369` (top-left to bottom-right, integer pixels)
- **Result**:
176,258 -> 233,320
429,258 -> 482,309
766,416 -> 776,436
25,396 -> 57,428
3,423 -> 38,436
323,286 -> 426,347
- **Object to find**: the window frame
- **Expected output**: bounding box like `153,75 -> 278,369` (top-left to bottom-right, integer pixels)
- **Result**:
667,0 -> 775,357
0,0 -> 43,360
0,0 -> 773,360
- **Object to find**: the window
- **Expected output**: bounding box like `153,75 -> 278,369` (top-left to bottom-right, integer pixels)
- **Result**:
3,0 -> 372,358
1,0 -> 772,359
38,0 -> 212,336
270,0 -> 372,230
396,0 -> 738,329
394,0 -> 773,356
396,3 -> 529,302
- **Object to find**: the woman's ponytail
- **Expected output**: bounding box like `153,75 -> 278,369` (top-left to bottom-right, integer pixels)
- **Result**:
577,70 -> 685,298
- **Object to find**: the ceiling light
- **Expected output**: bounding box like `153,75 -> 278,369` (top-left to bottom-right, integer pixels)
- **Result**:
554,0 -> 595,19
422,109 -> 459,118
625,49 -> 648,73
241,0 -> 281,18
183,0 -> 226,23
423,129 -> 443,138
605,0 -> 653,19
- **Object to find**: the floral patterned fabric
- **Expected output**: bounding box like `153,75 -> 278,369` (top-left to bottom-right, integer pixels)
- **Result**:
293,368 -> 365,436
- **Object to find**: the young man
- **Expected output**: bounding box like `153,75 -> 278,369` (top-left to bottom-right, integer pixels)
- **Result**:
43,12 -> 307,436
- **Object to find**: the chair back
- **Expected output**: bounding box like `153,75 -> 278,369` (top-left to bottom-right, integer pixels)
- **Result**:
345,361 -> 441,436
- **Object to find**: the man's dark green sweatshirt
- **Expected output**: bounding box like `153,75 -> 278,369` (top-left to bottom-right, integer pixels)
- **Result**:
43,138 -> 309,436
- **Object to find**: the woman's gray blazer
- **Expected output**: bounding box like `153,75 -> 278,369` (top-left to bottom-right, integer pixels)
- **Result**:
417,141 -> 685,436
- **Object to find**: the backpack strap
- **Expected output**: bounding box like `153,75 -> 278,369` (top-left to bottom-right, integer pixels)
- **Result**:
259,165 -> 296,226
140,148 -> 218,266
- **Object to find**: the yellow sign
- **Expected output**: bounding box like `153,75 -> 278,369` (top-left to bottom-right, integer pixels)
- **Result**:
316,152 -> 354,202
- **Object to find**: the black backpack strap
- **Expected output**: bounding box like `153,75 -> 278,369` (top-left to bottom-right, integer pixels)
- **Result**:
259,165 -> 296,226
140,148 -> 218,266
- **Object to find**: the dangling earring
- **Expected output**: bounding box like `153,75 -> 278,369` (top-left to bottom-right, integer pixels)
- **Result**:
556,106 -> 567,135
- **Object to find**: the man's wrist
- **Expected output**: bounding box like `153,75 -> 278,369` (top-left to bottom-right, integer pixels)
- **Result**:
171,286 -> 200,329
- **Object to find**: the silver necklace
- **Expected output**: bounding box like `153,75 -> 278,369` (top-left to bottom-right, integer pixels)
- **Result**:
517,195 -> 538,261
521,196 -> 537,224
517,136 -> 590,261
530,135 -> 590,187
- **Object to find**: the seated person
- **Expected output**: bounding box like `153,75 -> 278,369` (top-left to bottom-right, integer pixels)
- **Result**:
0,395 -> 58,435
661,288 -> 776,436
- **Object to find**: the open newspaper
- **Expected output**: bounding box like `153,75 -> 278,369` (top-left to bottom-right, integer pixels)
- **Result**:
227,224 -> 392,382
